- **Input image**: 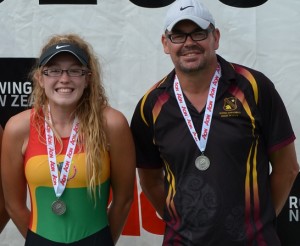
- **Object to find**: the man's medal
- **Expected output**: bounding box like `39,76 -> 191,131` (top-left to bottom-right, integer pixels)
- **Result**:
195,154 -> 210,171
174,64 -> 221,171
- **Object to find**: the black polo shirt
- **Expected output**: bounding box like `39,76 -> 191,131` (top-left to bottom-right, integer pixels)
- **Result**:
131,55 -> 295,245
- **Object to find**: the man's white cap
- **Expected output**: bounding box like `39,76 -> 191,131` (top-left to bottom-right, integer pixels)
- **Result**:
164,0 -> 215,31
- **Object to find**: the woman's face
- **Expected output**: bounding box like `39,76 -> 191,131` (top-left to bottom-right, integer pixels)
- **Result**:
39,52 -> 89,110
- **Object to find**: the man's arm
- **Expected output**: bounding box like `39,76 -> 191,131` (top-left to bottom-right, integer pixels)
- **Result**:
269,142 -> 299,216
138,167 -> 165,218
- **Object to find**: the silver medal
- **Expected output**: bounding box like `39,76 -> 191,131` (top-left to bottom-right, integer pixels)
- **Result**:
51,199 -> 66,215
195,155 -> 210,171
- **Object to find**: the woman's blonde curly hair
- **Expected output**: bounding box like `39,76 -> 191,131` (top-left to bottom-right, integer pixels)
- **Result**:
30,34 -> 108,199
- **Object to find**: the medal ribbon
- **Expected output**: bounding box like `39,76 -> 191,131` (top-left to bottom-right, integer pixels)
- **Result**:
174,64 -> 221,154
45,108 -> 79,198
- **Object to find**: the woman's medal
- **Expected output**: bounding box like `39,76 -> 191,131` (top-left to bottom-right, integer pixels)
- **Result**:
51,199 -> 67,216
45,106 -> 79,215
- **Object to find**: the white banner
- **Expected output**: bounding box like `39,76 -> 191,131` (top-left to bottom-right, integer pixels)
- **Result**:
0,0 -> 299,245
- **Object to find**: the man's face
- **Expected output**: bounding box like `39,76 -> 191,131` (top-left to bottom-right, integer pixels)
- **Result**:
162,20 -> 220,74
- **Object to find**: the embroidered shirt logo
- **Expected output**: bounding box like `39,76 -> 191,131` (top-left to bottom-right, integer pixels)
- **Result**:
219,97 -> 241,118
223,97 -> 237,111
57,161 -> 77,181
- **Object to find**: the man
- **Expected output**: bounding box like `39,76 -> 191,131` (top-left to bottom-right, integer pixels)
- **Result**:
130,0 -> 299,245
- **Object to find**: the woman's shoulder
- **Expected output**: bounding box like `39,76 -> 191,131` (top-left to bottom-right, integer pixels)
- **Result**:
5,109 -> 31,135
103,106 -> 129,132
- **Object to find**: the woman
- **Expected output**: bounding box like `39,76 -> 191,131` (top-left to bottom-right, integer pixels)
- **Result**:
1,34 -> 135,245
0,125 -> 10,233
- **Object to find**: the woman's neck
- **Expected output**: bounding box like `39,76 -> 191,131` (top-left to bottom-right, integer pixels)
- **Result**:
46,104 -> 77,137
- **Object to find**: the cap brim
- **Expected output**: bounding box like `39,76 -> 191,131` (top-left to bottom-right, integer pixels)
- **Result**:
39,43 -> 88,67
218,0 -> 268,8
40,50 -> 87,67
166,16 -> 211,31
129,0 -> 175,8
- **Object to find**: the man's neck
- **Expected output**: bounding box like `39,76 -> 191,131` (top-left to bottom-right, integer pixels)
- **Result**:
175,61 -> 218,94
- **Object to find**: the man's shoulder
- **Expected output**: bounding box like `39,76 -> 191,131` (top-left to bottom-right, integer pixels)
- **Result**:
140,70 -> 175,101
218,55 -> 268,81
149,70 -> 175,91
135,70 -> 175,118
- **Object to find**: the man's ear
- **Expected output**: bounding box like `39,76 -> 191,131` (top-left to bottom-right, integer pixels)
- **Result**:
161,34 -> 170,55
212,28 -> 221,51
